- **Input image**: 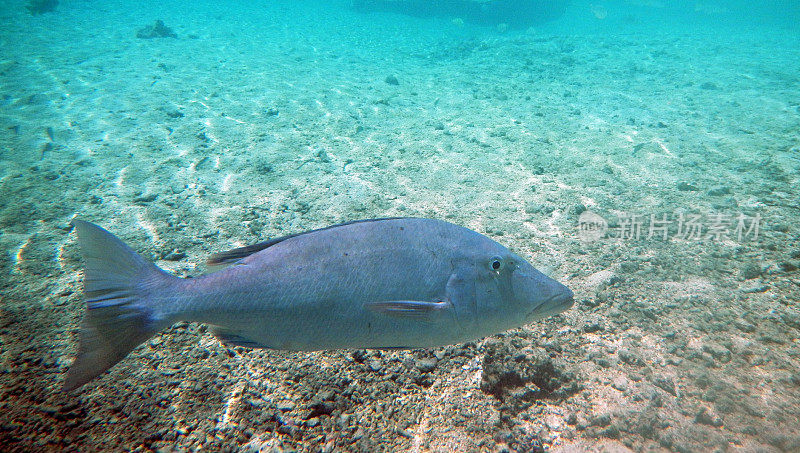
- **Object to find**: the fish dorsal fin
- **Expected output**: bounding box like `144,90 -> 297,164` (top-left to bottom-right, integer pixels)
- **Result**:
206,237 -> 291,266
206,217 -> 407,266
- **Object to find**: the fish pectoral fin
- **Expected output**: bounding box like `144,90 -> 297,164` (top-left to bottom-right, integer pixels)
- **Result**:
365,300 -> 452,319
210,327 -> 273,349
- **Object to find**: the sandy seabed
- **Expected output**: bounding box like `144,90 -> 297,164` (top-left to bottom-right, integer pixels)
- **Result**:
1,1 -> 799,452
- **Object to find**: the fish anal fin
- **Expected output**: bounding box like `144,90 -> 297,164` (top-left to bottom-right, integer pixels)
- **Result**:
210,327 -> 273,349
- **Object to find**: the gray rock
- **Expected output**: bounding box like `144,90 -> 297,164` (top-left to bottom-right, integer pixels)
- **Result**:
702,343 -> 731,363
591,413 -> 612,427
164,250 -> 186,261
136,20 -> 177,39
611,376 -> 628,392
653,377 -> 676,396
618,349 -> 644,367
742,285 -> 769,293
583,321 -> 603,333
734,319 -> 756,333
707,186 -> 731,196
740,263 -> 762,280
695,406 -> 723,427
276,401 -> 295,411
415,358 -> 438,373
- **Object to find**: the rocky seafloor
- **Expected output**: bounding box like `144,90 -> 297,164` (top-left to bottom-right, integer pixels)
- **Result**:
1,2 -> 800,452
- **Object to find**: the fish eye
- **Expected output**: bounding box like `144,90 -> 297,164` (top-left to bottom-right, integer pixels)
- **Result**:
490,257 -> 502,271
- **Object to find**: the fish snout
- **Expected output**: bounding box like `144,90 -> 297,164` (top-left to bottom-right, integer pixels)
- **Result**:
518,274 -> 574,321
550,282 -> 574,311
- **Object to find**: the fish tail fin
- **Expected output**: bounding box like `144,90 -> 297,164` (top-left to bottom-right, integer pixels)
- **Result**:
63,220 -> 176,392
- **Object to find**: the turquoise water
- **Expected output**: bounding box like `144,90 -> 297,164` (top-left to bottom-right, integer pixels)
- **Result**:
1,1 -> 799,451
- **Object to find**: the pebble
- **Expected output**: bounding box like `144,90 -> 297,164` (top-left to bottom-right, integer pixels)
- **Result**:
583,321 -> 603,333
544,414 -> 562,430
702,343 -> 731,363
740,263 -> 762,280
276,401 -> 295,412
742,285 -> 769,293
734,319 -> 756,333
618,349 -> 644,366
308,399 -> 335,417
164,250 -> 186,261
133,193 -> 158,204
590,413 -> 612,427
594,357 -> 611,368
707,186 -> 731,196
695,406 -> 723,427
653,376 -> 677,396
611,376 -> 628,391
414,358 -> 438,373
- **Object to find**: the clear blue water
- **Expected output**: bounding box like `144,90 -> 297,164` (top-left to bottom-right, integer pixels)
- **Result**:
1,1 -> 799,451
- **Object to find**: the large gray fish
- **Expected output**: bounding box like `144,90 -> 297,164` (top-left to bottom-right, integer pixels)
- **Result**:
63,218 -> 573,391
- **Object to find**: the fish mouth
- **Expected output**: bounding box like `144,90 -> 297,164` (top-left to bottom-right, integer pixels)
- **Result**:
526,288 -> 574,320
